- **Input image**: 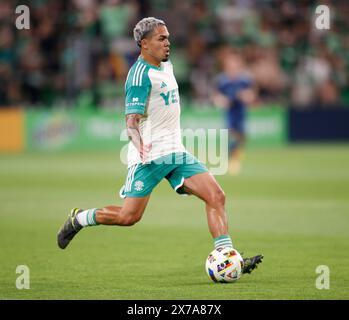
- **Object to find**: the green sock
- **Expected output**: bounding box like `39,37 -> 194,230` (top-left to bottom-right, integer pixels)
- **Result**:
214,235 -> 233,249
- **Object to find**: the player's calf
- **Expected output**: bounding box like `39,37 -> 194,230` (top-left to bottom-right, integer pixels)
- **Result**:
95,206 -> 144,226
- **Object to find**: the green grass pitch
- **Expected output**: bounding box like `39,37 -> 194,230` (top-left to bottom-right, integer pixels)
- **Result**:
0,144 -> 348,299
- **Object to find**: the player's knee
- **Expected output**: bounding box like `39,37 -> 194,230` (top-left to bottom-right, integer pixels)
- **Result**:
121,210 -> 143,226
126,215 -> 142,226
216,190 -> 226,207
207,189 -> 225,208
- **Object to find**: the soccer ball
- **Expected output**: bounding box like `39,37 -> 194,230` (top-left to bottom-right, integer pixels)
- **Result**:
205,247 -> 244,283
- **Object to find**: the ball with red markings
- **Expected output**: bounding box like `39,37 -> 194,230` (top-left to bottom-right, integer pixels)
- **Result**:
205,247 -> 244,283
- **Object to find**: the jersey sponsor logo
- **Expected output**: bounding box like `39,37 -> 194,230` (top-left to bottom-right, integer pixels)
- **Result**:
126,97 -> 145,107
160,88 -> 179,106
126,102 -> 145,107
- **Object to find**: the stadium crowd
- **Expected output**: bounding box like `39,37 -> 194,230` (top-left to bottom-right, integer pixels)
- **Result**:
0,0 -> 348,109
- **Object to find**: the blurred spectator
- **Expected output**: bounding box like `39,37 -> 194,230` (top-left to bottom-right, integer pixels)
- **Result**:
249,48 -> 287,103
0,0 -> 348,109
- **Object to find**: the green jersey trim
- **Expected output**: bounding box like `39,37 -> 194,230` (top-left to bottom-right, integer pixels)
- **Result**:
125,60 -> 152,115
138,56 -> 163,71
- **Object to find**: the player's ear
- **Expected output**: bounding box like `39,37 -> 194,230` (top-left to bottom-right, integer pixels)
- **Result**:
141,38 -> 148,50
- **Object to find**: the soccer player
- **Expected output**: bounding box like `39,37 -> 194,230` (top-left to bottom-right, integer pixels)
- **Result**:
57,17 -> 262,274
212,52 -> 256,175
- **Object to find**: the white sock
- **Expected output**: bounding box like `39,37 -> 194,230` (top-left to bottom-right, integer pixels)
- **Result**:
76,208 -> 98,227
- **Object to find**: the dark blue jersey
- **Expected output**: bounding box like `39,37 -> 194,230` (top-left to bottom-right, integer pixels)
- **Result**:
216,74 -> 252,133
216,74 -> 252,114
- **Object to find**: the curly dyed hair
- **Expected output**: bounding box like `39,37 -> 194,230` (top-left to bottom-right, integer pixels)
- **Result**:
133,17 -> 166,47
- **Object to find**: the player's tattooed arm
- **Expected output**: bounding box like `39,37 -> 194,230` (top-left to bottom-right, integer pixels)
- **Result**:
126,113 -> 142,150
126,114 -> 151,163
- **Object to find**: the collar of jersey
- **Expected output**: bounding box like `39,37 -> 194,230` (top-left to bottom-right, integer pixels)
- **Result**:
138,56 -> 163,71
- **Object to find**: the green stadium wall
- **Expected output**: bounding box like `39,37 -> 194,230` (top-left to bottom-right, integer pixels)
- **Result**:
24,106 -> 287,152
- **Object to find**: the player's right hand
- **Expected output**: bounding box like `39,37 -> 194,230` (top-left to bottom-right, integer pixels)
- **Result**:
140,143 -> 152,164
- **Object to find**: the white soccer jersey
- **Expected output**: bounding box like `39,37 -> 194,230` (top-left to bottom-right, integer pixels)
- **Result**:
124,56 -> 186,167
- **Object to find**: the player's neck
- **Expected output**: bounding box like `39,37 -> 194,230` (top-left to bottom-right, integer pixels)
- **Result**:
140,52 -> 161,68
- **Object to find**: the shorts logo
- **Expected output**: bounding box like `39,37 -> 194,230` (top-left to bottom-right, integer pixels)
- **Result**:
134,180 -> 144,192
132,97 -> 139,102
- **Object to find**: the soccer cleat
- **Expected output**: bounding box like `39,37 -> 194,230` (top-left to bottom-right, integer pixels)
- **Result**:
242,254 -> 263,274
57,208 -> 83,249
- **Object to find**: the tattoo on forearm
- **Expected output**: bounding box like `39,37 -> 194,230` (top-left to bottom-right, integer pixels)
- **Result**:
126,114 -> 143,149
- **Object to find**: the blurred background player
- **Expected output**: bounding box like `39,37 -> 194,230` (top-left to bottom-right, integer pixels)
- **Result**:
212,50 -> 256,175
